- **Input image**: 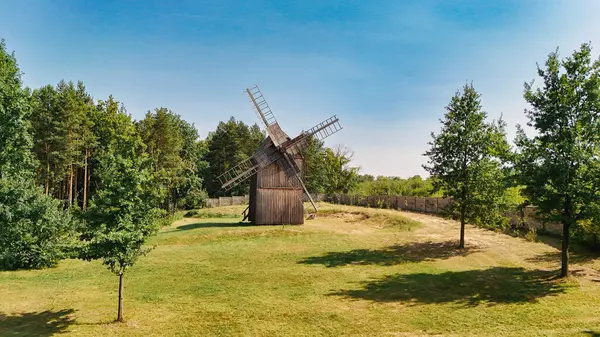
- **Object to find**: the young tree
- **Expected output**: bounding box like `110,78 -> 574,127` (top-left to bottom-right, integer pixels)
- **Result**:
80,150 -> 163,322
0,178 -> 76,270
515,43 -> 600,277
423,83 -> 510,248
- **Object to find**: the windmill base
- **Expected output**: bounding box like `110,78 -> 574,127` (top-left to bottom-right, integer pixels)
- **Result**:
248,188 -> 305,225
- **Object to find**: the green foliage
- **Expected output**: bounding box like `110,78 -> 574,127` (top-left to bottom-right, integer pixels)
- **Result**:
182,186 -> 209,209
303,137 -> 328,194
303,139 -> 359,195
0,39 -> 35,178
525,228 -> 537,242
29,79 -> 95,204
79,150 -> 164,274
204,117 -> 265,196
0,40 -> 75,270
515,42 -> 600,276
0,177 -> 76,270
352,175 -> 435,197
423,83 -> 511,246
137,107 -> 209,211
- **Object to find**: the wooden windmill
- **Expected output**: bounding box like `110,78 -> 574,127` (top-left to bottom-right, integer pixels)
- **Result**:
217,85 -> 343,225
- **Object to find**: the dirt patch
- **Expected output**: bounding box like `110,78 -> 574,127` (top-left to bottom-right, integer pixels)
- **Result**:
320,211 -> 369,222
315,208 -> 420,231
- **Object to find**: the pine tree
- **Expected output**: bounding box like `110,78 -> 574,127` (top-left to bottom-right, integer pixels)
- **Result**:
204,117 -> 265,196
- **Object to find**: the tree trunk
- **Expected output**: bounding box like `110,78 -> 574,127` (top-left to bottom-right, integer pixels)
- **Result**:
74,167 -> 78,208
117,271 -> 124,322
561,221 -> 570,277
68,165 -> 73,207
560,195 -> 572,278
45,159 -> 50,195
87,160 -> 91,205
83,150 -> 88,210
459,208 -> 466,249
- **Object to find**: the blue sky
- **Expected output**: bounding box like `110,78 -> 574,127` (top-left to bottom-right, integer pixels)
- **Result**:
2,0 -> 599,177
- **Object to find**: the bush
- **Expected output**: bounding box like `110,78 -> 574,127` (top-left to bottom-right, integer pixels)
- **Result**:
182,187 -> 208,210
0,178 -> 75,270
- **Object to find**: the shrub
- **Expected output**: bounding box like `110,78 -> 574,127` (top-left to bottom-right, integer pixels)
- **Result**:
183,187 -> 208,210
0,178 -> 75,270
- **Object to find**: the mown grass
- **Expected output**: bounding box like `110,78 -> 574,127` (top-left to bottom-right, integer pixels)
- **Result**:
1,203 -> 599,336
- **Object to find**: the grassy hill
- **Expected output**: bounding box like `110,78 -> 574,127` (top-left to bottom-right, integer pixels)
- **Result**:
1,203 -> 600,336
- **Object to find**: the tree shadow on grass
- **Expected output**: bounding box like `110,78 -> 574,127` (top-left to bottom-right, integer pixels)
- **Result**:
331,267 -> 570,307
526,250 -> 599,265
175,222 -> 253,230
298,240 -> 481,267
0,309 -> 75,336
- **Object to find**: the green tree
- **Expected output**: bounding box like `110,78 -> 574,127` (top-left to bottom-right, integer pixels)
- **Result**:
0,179 -> 75,270
30,80 -> 95,207
80,150 -> 163,322
30,85 -> 59,195
423,83 -> 510,248
0,39 -> 34,177
204,117 -> 265,196
515,43 -> 600,277
0,39 -> 74,270
303,137 -> 328,194
90,96 -> 144,202
322,145 -> 359,194
138,108 -> 208,211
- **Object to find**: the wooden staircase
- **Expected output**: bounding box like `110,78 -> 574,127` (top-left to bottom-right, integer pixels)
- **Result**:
241,205 -> 250,222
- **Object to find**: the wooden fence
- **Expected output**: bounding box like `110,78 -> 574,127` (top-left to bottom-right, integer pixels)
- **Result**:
206,193 -> 326,208
206,195 -> 249,208
324,194 -> 563,235
324,194 -> 453,214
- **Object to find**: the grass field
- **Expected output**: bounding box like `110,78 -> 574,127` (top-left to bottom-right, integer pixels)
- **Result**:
2,203 -> 600,336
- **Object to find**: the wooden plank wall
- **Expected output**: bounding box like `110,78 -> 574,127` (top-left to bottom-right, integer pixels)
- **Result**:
254,189 -> 304,224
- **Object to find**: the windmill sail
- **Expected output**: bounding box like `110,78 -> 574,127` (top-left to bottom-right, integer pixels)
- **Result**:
246,86 -> 289,147
217,157 -> 261,191
217,139 -> 284,190
283,115 -> 343,155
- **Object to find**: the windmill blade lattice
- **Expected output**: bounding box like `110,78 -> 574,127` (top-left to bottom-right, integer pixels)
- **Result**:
217,157 -> 260,191
284,115 -> 343,155
246,86 -> 289,147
